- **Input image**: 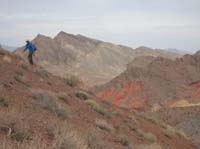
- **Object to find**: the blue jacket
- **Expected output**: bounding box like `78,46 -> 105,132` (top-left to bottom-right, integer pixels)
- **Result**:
24,43 -> 37,52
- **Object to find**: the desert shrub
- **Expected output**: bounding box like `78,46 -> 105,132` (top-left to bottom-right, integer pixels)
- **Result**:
101,100 -> 112,106
14,76 -> 30,87
20,64 -> 28,70
85,99 -> 110,117
75,91 -> 90,100
57,130 -> 87,149
132,126 -> 157,143
33,92 -> 69,120
137,129 -> 157,143
118,135 -> 132,147
34,69 -> 49,78
176,129 -> 190,140
87,132 -> 105,149
46,124 -> 58,139
65,74 -> 80,87
163,125 -> 189,140
163,127 -> 175,138
0,96 -> 9,107
58,93 -> 70,104
95,119 -> 114,132
10,129 -> 30,142
16,70 -> 24,76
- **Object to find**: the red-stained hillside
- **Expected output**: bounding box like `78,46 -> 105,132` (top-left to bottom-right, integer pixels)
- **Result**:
95,51 -> 200,111
96,81 -> 151,110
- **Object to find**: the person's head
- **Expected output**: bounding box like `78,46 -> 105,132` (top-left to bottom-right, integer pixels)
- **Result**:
26,40 -> 30,44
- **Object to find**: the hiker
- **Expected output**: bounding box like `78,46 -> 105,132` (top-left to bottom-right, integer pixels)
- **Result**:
23,40 -> 37,65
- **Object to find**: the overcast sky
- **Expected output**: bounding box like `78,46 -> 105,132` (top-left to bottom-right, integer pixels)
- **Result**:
0,0 -> 200,52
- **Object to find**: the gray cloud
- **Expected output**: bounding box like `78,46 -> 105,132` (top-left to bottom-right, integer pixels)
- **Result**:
0,0 -> 200,51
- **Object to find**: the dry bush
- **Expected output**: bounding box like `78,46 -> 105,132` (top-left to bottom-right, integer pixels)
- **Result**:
0,96 -> 9,107
20,63 -> 28,70
75,91 -> 90,100
85,99 -> 111,118
57,92 -> 70,104
95,119 -> 114,132
87,130 -> 105,149
101,100 -> 112,106
137,129 -> 157,143
32,90 -> 70,120
52,122 -> 88,149
14,75 -> 30,87
16,70 -> 24,76
34,69 -> 49,78
163,125 -> 189,140
117,135 -> 132,147
0,109 -> 31,143
65,74 -> 80,87
131,125 -> 157,143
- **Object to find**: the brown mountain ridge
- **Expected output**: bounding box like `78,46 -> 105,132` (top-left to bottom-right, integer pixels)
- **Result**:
15,31 -> 182,86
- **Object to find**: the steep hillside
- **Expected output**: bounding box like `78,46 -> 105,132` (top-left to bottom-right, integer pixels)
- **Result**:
95,51 -> 200,111
150,105 -> 200,147
0,48 -> 195,148
15,31 -> 181,86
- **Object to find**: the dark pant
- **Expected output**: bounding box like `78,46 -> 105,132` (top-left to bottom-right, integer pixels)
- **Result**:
28,51 -> 34,65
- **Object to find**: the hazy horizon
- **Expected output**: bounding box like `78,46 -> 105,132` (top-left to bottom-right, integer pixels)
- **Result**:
1,0 -> 200,52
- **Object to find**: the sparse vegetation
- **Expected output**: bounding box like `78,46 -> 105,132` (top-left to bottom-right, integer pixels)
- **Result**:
20,64 -> 28,70
46,124 -> 57,139
16,70 -> 24,76
163,125 -> 189,140
138,130 -> 157,143
101,99 -> 112,106
118,135 -> 132,147
33,92 -> 70,120
131,125 -> 157,143
34,69 -> 49,78
95,119 -> 114,132
14,75 -> 30,87
0,96 -> 9,107
10,129 -> 30,143
57,129 -> 87,149
163,127 -> 175,138
58,92 -> 70,104
65,74 -> 80,87
87,131 -> 105,149
85,99 -> 111,117
75,91 -> 90,100
142,115 -> 190,140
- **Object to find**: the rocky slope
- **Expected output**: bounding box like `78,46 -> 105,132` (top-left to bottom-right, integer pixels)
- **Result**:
150,105 -> 200,147
15,31 -> 181,86
0,48 -> 195,149
95,51 -> 200,111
